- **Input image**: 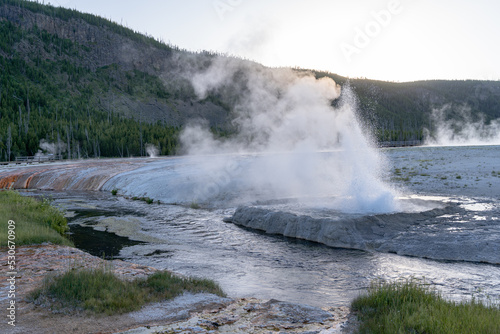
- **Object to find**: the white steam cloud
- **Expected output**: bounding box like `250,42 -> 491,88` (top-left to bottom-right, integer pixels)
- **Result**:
146,144 -> 160,158
181,57 -> 398,213
39,139 -> 65,155
424,105 -> 500,146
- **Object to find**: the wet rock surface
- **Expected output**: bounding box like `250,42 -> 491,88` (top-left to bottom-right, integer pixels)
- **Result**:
118,298 -> 352,334
229,204 -> 500,265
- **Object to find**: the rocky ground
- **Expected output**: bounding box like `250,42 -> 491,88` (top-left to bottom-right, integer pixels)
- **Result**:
1,244 -> 357,333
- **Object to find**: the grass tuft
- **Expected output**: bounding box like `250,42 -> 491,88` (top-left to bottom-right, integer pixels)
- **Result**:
190,202 -> 201,209
30,268 -> 226,315
0,190 -> 73,247
130,196 -> 155,204
352,279 -> 500,334
144,271 -> 226,299
31,268 -> 146,315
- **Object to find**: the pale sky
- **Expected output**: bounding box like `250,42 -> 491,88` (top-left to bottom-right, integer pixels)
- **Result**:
41,0 -> 500,82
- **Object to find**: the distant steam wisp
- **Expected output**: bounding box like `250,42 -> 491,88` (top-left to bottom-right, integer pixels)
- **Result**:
424,105 -> 500,146
146,144 -> 160,158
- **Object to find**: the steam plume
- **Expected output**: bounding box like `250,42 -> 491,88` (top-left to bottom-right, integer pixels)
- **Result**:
180,57 -> 397,213
39,139 -> 65,155
146,144 -> 160,158
424,105 -> 500,146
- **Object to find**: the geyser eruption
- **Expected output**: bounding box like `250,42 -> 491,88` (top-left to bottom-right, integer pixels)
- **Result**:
181,57 -> 397,213
425,105 -> 500,146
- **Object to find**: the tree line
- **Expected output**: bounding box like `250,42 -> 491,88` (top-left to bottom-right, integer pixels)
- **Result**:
0,19 -> 180,161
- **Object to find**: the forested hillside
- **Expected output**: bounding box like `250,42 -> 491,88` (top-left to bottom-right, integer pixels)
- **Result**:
1,0 -> 499,161
0,0 -> 226,160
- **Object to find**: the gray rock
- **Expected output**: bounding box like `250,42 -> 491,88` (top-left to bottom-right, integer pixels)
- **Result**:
229,205 -> 500,264
260,299 -> 333,324
128,293 -> 232,323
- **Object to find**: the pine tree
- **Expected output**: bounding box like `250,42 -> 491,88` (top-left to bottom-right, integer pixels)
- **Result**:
6,125 -> 12,162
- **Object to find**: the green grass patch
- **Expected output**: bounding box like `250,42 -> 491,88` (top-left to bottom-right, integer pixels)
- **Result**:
352,279 -> 500,334
0,191 -> 73,247
143,271 -> 225,300
30,268 -> 146,315
130,196 -> 155,204
392,176 -> 410,182
190,202 -> 201,209
30,268 -> 226,315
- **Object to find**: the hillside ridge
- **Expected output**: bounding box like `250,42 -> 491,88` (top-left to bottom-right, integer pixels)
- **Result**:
1,0 -> 500,160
